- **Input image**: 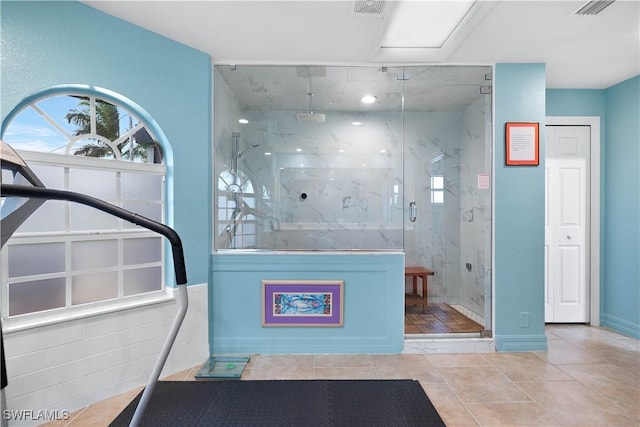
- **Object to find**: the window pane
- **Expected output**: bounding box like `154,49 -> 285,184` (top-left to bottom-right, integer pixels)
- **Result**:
2,107 -> 67,153
8,243 -> 65,277
123,237 -> 161,265
95,99 -> 120,142
244,235 -> 256,247
16,200 -> 66,233
123,267 -> 161,296
432,176 -> 444,189
70,204 -> 118,231
9,278 -> 66,316
69,137 -> 117,159
36,95 -> 81,137
69,168 -> 117,200
118,107 -> 140,135
28,164 -> 64,189
72,272 -> 118,305
122,172 -> 162,200
431,190 -> 444,204
71,240 -> 118,270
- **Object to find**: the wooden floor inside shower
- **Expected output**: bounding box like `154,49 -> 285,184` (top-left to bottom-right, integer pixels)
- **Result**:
404,303 -> 484,334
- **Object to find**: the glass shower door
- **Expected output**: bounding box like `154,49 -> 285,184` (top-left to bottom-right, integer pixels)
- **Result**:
402,65 -> 493,335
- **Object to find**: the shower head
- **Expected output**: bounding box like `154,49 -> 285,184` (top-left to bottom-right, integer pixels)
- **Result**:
296,112 -> 326,123
296,71 -> 326,123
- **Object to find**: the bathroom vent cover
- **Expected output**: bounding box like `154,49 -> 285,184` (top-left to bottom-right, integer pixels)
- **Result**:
353,0 -> 385,15
573,0 -> 615,15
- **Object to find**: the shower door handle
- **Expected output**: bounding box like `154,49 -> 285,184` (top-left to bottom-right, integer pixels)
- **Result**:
409,202 -> 417,222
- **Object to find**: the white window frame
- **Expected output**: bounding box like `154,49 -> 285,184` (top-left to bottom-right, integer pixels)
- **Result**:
1,90 -> 171,331
1,151 -> 168,330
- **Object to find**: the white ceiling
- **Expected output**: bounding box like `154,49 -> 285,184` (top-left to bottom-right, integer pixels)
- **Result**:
82,0 -> 639,90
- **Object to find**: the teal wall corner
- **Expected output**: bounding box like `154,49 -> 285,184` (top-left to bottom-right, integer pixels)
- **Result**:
601,313 -> 640,340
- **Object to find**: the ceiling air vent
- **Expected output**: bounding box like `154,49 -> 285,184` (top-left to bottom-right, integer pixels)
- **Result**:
353,0 -> 385,15
573,0 -> 615,16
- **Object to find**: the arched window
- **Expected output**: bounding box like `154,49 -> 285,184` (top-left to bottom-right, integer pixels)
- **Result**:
1,89 -> 168,321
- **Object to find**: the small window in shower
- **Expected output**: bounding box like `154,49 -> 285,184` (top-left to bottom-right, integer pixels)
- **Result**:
430,175 -> 444,204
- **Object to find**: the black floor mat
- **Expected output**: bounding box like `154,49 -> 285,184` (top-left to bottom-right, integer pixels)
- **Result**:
110,380 -> 446,426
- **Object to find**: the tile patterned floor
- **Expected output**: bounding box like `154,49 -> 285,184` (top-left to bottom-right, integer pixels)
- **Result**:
41,325 -> 639,426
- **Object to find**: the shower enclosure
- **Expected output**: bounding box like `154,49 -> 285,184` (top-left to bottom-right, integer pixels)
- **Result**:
213,65 -> 493,333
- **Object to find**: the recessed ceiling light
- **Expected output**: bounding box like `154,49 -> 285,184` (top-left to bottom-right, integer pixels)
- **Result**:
238,118 -> 249,124
352,121 -> 363,126
296,148 -> 302,152
381,1 -> 475,48
361,95 -> 377,104
264,152 -> 272,156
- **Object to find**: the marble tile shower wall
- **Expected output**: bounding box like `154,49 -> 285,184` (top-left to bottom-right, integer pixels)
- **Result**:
213,70 -> 490,319
241,110 -> 404,250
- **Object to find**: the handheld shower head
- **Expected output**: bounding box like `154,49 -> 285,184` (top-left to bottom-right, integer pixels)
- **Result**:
230,132 -> 260,175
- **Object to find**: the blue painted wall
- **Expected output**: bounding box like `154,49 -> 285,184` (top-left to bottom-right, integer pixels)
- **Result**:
546,78 -> 640,339
210,253 -> 404,354
546,89 -> 606,118
602,76 -> 640,337
493,64 -> 548,351
0,1 -> 212,285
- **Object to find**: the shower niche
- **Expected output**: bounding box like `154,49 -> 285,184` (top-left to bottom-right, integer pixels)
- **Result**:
214,64 -> 493,330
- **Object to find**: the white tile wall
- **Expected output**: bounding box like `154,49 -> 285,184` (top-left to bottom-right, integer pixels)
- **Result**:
3,283 -> 208,426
